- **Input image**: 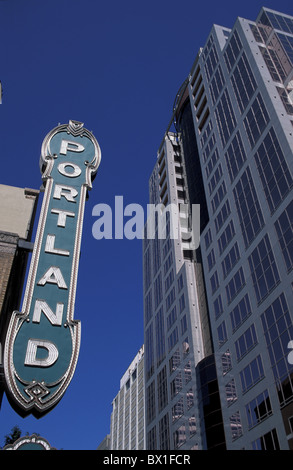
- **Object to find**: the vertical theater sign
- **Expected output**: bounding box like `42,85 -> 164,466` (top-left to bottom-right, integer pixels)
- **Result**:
4,120 -> 101,416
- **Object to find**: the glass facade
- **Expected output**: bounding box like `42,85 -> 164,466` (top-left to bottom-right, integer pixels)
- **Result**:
187,7 -> 293,450
141,6 -> 293,451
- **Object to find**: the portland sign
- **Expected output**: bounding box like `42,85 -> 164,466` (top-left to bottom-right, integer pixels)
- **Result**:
4,120 -> 101,416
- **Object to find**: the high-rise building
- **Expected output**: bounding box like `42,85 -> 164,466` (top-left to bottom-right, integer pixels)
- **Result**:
110,346 -> 145,450
0,184 -> 39,407
143,7 -> 293,450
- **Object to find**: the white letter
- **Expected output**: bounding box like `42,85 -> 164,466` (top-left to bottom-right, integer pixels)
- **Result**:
115,196 -> 124,240
32,299 -> 64,325
51,209 -> 75,227
37,266 -> 67,289
58,162 -> 82,178
24,339 -> 59,367
147,203 -> 179,240
124,203 -> 144,240
53,184 -> 78,203
45,234 -> 70,256
60,139 -> 85,155
92,204 -> 112,240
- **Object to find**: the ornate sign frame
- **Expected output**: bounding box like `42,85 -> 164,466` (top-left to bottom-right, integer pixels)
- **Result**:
4,120 -> 101,416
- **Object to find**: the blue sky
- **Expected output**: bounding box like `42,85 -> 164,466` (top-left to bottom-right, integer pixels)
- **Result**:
0,0 -> 292,450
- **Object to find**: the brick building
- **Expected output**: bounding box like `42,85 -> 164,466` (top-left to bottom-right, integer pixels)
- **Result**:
0,184 -> 39,407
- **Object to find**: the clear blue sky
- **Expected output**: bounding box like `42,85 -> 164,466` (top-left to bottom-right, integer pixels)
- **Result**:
0,0 -> 292,450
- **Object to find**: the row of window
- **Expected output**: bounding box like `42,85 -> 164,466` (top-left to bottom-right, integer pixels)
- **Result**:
210,194 -> 292,325
145,305 -> 189,381
222,292 -> 293,415
147,408 -> 197,450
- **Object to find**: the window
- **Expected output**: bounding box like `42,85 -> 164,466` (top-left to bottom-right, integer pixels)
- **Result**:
218,220 -> 235,254
274,200 -> 293,271
254,128 -> 292,213
210,66 -> 225,105
239,355 -> 265,393
217,321 -> 228,347
208,164 -> 223,195
164,252 -> 173,275
154,273 -> 162,308
225,379 -> 237,406
177,274 -> 184,292
245,390 -> 272,429
187,388 -> 194,409
205,44 -> 219,81
214,294 -> 223,320
248,234 -> 280,303
230,294 -> 252,332
224,30 -> 242,72
157,366 -> 168,412
155,307 -> 165,366
204,228 -> 212,249
146,381 -> 156,424
145,324 -> 154,380
230,411 -> 243,440
166,286 -> 176,311
211,180 -> 226,213
215,89 -> 236,148
244,93 -> 269,147
159,414 -> 170,450
182,337 -> 190,357
144,289 -> 152,325
179,294 -> 185,313
168,327 -> 179,352
215,200 -> 231,233
231,52 -> 257,113
261,293 -> 293,406
222,349 -> 232,375
181,315 -> 188,335
207,249 -> 216,271
235,324 -> 258,361
173,424 -> 186,448
233,167 -> 264,248
210,270 -> 220,294
205,148 -> 219,178
172,397 -> 184,422
225,267 -> 245,304
169,348 -> 180,374
260,10 -> 293,34
189,416 -> 197,435
165,269 -> 174,293
147,427 -> 156,451
222,242 -> 240,278
184,361 -> 192,383
170,372 -> 182,399
167,305 -> 177,331
251,428 -> 280,450
225,131 -> 246,183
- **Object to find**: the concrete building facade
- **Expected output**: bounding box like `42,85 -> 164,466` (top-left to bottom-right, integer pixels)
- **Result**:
110,346 -> 145,450
0,184 -> 39,407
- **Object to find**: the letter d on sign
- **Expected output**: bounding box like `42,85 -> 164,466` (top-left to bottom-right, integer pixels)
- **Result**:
24,339 -> 59,367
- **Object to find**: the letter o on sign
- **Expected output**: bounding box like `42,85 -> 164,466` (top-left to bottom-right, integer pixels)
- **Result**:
58,162 -> 82,178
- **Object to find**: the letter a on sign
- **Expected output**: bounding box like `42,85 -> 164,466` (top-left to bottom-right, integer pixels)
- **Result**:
4,120 -> 101,416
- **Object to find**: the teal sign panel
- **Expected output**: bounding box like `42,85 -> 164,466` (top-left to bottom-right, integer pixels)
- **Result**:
4,120 -> 101,416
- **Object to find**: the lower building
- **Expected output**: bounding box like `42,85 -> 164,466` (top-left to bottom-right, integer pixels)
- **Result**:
0,184 -> 39,407
110,346 -> 145,450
